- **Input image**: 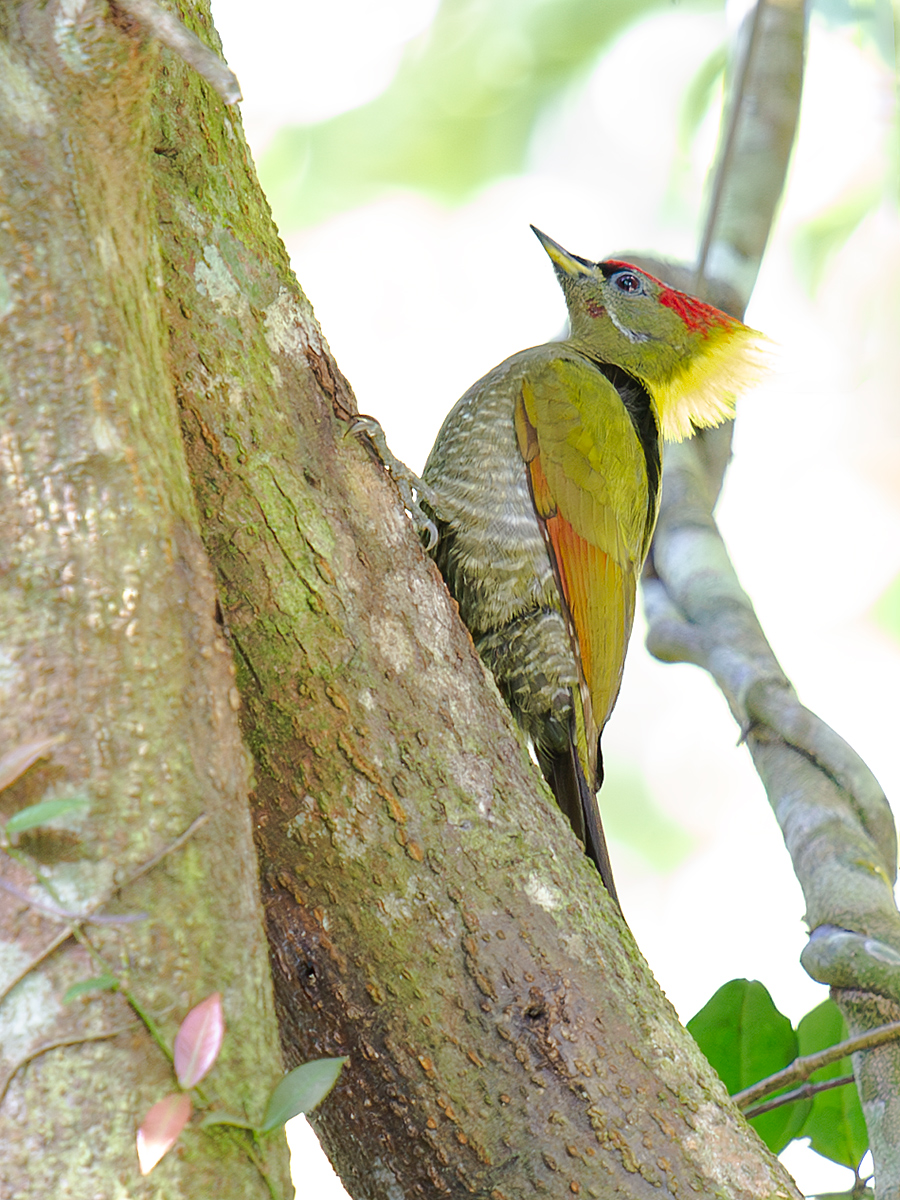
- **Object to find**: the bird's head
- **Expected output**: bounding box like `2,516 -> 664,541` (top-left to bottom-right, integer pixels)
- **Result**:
531,226 -> 768,441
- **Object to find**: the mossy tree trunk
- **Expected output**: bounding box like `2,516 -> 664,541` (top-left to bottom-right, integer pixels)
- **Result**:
0,3 -> 290,1197
1,2 -> 806,1198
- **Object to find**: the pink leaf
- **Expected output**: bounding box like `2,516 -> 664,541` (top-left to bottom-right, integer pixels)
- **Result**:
174,992 -> 224,1089
136,1092 -> 192,1175
0,735 -> 65,793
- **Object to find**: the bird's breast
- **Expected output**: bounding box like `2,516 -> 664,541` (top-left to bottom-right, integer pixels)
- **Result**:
423,357 -> 560,635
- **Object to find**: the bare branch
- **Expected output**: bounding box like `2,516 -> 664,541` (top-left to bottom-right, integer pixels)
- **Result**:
0,1026 -> 135,1107
733,1020 -> 900,1109
643,0 -> 900,1184
694,0 -> 768,293
114,0 -> 242,104
0,875 -> 147,926
742,1073 -> 854,1119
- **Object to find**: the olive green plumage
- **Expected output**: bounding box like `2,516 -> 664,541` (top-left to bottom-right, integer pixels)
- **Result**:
422,228 -> 765,902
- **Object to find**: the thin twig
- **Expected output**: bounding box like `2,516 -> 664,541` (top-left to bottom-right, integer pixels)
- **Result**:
115,0 -> 242,105
117,813 -> 210,889
743,1073 -> 854,1119
0,876 -> 147,925
0,814 -> 209,1004
246,1133 -> 282,1200
0,1025 -> 135,1105
733,1019 -> 900,1109
693,0 -> 767,294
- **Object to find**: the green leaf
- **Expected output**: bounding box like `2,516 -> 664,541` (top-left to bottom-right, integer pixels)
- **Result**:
873,571 -> 900,645
260,1057 -> 347,1132
812,1194 -> 873,1200
793,183 -> 881,295
63,974 -> 119,1002
678,43 -> 726,154
5,796 -> 90,837
687,979 -> 810,1152
260,0 -> 714,230
815,0 -> 895,66
795,999 -> 868,1170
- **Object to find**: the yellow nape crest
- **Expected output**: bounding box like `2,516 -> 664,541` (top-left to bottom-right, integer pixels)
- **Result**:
655,320 -> 771,443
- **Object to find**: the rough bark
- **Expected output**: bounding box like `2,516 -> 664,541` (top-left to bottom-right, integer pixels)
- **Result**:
0,3 -> 290,1197
0,0 -> 829,1198
152,6 -> 800,1200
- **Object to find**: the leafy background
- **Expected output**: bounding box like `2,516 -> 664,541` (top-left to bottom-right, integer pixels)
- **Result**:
210,0 -> 900,1192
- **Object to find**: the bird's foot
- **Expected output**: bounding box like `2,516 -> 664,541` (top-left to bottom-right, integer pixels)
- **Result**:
349,414 -> 440,550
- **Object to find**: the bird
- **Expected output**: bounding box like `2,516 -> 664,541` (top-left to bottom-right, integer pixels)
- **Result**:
420,227 -> 765,904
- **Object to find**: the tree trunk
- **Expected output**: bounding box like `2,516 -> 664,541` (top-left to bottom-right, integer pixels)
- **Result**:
0,3 -> 290,1196
1,1 -> 807,1197
153,6 -> 803,1200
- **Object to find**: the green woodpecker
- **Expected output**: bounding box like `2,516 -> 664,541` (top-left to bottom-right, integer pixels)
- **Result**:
422,228 -> 764,903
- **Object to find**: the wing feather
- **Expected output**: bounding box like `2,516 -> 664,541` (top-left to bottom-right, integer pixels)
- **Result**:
515,357 -> 649,785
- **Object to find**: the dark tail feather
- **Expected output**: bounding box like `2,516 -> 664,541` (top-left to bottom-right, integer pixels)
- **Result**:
542,741 -> 619,908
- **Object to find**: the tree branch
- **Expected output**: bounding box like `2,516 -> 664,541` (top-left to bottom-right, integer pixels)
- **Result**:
693,0 -> 768,291
733,1019 -> 900,1109
147,3 -> 804,1194
742,1073 -> 854,1120
0,1026 -> 136,1108
114,0 -> 241,104
643,0 -> 900,1188
0,874 -> 147,925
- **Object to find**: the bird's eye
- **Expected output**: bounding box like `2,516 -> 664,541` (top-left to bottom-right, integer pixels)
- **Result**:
612,271 -> 643,294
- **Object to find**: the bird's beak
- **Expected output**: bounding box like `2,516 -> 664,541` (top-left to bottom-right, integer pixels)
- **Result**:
530,226 -> 594,279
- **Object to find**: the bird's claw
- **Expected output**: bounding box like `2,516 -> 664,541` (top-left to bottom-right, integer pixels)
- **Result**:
417,510 -> 440,553
349,414 -> 440,551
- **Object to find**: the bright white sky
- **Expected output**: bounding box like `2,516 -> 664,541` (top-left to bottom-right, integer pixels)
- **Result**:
212,1 -> 899,1193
